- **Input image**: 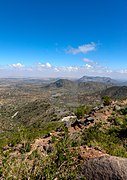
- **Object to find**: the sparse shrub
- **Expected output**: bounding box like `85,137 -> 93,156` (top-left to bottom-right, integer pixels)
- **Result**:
102,96 -> 112,106
28,150 -> 40,160
81,123 -> 127,157
120,107 -> 127,115
75,105 -> 91,119
111,111 -> 115,115
71,140 -> 78,147
0,127 -> 81,179
20,142 -> 31,154
50,135 -> 56,143
114,117 -> 123,126
108,127 -> 119,135
8,136 -> 21,147
107,116 -> 114,123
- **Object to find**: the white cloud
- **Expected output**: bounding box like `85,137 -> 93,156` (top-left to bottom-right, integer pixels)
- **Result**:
85,64 -> 93,69
54,67 -> 60,72
10,63 -> 25,69
53,66 -> 79,73
83,58 -> 94,63
46,62 -> 52,68
118,69 -> 127,74
38,62 -> 52,69
67,42 -> 96,55
39,63 -> 45,68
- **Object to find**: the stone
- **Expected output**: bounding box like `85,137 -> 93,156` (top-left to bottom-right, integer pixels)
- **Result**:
43,145 -> 54,153
84,117 -> 95,125
114,105 -> 121,111
79,156 -> 127,180
86,117 -> 95,123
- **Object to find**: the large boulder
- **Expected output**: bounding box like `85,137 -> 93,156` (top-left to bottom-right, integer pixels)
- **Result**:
79,156 -> 127,180
61,116 -> 77,128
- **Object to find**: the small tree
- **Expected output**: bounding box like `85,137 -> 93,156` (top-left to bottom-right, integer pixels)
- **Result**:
102,96 -> 112,106
75,105 -> 90,119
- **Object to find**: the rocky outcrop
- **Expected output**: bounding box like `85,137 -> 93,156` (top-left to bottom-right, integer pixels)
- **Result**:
79,156 -> 127,180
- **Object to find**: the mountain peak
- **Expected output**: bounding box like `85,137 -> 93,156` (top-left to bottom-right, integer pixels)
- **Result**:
78,75 -> 117,84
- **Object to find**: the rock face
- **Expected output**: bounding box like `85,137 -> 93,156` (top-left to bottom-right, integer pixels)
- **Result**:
80,156 -> 127,180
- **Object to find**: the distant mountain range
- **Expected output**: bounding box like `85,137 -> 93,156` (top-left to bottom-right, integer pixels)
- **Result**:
78,76 -> 118,84
45,78 -> 111,95
44,76 -> 127,101
46,76 -> 121,89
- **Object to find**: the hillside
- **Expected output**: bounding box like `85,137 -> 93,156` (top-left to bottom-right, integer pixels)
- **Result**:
46,79 -> 77,89
1,98 -> 127,179
1,78 -> 127,179
101,86 -> 127,99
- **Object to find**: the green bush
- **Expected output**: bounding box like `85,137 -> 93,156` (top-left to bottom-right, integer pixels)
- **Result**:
114,117 -> 123,126
20,142 -> 31,154
102,96 -> 112,106
120,107 -> 127,115
75,105 -> 91,119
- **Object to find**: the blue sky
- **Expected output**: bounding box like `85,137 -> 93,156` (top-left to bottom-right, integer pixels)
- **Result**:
0,0 -> 127,78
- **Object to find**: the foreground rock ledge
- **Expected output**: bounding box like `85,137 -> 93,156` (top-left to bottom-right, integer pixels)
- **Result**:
80,156 -> 127,180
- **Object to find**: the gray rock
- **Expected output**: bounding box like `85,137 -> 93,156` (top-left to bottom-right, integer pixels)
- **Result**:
71,119 -> 82,129
86,117 -> 95,122
84,115 -> 90,118
93,106 -> 100,111
100,104 -> 104,109
62,116 -> 78,128
56,127 -> 63,132
43,145 -> 54,153
84,121 -> 90,126
79,156 -> 127,180
84,117 -> 95,125
114,105 -> 121,111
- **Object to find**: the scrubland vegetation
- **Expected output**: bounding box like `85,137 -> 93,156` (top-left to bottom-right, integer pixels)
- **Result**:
0,78 -> 127,179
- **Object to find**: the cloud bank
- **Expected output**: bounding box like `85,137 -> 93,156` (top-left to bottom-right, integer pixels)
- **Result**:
0,62 -> 127,80
9,63 -> 24,69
